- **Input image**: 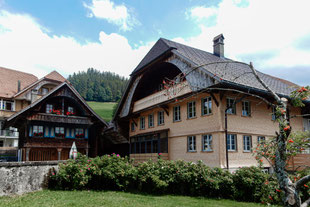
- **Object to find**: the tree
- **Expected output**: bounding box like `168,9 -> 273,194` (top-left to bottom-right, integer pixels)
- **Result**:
249,63 -> 310,207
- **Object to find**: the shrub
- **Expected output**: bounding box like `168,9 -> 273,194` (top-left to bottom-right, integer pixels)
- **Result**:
49,155 -> 285,205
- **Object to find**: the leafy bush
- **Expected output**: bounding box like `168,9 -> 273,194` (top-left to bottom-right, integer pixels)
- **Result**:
49,154 -> 288,205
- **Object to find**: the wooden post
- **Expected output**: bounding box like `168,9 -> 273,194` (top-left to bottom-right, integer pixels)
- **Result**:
57,148 -> 62,160
26,148 -> 30,161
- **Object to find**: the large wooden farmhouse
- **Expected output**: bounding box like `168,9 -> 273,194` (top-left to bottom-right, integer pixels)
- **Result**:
112,34 -> 310,171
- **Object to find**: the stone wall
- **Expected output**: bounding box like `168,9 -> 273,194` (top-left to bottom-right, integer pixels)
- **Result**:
0,161 -> 60,196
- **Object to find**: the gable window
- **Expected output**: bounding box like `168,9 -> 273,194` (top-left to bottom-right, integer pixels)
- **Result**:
55,127 -> 65,138
67,106 -> 74,115
202,97 -> 212,115
33,125 -> 43,137
46,104 -> 53,113
148,114 -> 154,128
42,87 -> 49,95
243,135 -> 252,152
227,134 -> 237,151
187,101 -> 196,119
257,136 -> 265,144
158,111 -> 165,125
140,117 -> 145,130
187,136 -> 196,152
242,101 -> 251,116
131,122 -> 135,132
226,98 -> 236,114
173,105 -> 181,122
1,100 -> 14,111
202,134 -> 212,151
75,128 -> 84,138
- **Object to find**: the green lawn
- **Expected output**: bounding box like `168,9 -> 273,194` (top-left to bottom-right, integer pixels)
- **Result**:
0,190 -> 269,207
87,101 -> 117,122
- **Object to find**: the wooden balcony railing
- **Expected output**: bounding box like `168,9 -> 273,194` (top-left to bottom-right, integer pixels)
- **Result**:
28,113 -> 92,125
133,81 -> 191,112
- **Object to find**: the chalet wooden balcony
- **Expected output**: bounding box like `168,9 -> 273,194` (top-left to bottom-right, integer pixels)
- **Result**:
0,130 -> 19,138
24,137 -> 88,149
28,113 -> 92,125
133,81 -> 192,112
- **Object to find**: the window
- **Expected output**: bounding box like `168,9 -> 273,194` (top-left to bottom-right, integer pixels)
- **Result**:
42,87 -> 49,95
0,140 -> 3,147
271,106 -> 276,120
226,98 -> 236,114
173,105 -> 181,122
33,125 -> 43,137
202,134 -> 212,151
242,101 -> 251,116
187,101 -> 196,119
187,136 -> 196,152
158,111 -> 165,125
75,128 -> 84,138
227,134 -> 237,151
67,107 -> 74,115
131,122 -> 135,132
148,114 -> 154,128
202,97 -> 212,115
46,104 -> 53,113
140,117 -> 145,130
1,100 -> 14,111
55,127 -> 65,138
243,135 -> 252,152
257,136 -> 265,144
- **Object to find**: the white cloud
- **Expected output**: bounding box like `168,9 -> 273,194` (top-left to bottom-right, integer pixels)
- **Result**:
0,10 -> 152,78
181,0 -> 310,84
83,0 -> 139,31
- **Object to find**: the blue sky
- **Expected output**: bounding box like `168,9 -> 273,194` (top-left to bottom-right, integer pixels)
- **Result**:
0,0 -> 310,86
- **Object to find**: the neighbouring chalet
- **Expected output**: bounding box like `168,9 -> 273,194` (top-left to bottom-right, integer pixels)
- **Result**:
5,81 -> 108,161
112,34 -> 310,171
0,68 -> 67,160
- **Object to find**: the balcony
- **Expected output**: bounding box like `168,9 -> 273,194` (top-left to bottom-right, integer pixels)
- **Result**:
0,110 -> 15,118
28,113 -> 93,125
0,130 -> 19,138
133,81 -> 192,112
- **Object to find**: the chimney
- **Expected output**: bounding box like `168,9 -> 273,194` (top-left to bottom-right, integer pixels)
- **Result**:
17,80 -> 21,92
213,34 -> 224,57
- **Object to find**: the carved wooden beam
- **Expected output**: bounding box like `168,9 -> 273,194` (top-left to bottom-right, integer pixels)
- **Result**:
210,92 -> 219,107
220,91 -> 226,101
161,105 -> 169,116
131,118 -> 138,127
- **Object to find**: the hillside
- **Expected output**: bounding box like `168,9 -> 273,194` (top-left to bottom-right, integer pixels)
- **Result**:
68,68 -> 128,102
87,102 -> 117,122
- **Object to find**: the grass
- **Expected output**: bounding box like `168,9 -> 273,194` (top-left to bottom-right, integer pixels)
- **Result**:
87,101 -> 117,122
0,190 -> 268,207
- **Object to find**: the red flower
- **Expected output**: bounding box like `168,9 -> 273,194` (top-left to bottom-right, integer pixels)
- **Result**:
288,139 -> 294,143
269,196 -> 273,200
284,126 -> 290,131
276,189 -> 281,192
304,184 -> 309,188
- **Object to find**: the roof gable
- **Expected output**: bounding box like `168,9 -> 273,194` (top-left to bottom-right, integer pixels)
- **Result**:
7,82 -> 108,127
44,70 -> 67,82
131,38 -> 174,75
0,67 -> 38,98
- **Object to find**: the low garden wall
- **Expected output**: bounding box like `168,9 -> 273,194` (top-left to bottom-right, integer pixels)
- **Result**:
0,161 -> 61,196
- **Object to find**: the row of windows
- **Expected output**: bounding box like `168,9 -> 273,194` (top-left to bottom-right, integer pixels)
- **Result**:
132,97 -> 212,131
46,104 -> 74,115
187,134 -> 266,152
30,125 -> 88,139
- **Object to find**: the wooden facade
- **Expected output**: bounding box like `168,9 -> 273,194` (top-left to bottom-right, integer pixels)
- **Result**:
6,82 -> 107,161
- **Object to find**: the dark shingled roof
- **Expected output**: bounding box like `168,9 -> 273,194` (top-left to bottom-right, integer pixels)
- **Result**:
132,38 -> 299,97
